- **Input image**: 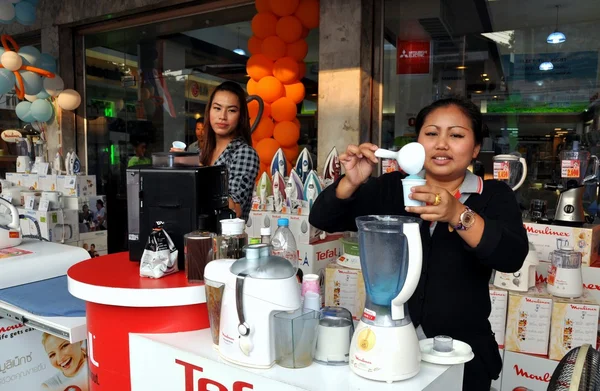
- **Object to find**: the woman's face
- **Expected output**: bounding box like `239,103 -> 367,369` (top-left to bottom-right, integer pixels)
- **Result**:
417,105 -> 480,180
43,336 -> 84,377
209,91 -> 241,138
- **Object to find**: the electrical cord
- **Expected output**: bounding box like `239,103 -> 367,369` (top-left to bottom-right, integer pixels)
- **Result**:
18,214 -> 48,242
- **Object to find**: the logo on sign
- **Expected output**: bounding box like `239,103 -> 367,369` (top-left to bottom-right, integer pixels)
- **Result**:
316,248 -> 339,261
513,364 -> 552,382
396,40 -> 430,75
524,225 -> 569,237
176,359 -> 254,391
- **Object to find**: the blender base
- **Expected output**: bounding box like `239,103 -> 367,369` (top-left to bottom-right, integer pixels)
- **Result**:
349,320 -> 421,383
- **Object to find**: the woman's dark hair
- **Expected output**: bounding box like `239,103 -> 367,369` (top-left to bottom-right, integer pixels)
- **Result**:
96,200 -> 104,207
196,117 -> 203,125
415,97 -> 483,145
200,81 -> 251,166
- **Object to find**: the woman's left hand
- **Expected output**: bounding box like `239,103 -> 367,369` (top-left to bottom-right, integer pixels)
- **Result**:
405,185 -> 462,224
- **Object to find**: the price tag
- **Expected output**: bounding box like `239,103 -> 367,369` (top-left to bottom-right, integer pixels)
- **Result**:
65,176 -> 76,189
493,162 -> 510,180
561,160 -> 580,178
39,199 -> 50,212
25,195 -> 35,210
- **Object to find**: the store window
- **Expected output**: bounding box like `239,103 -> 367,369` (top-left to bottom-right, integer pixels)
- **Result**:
381,0 -> 600,216
83,4 -> 319,251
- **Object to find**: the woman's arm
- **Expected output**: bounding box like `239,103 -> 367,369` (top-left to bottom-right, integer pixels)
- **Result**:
228,146 -> 259,218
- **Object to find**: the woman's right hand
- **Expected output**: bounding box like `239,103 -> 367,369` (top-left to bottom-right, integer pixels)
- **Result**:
169,147 -> 185,152
340,143 -> 379,187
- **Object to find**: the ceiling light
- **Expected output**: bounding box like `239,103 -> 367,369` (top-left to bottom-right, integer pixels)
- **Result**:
493,95 -> 498,98
484,78 -> 490,81
539,61 -> 554,71
233,48 -> 246,55
474,90 -> 483,94
456,65 -> 467,70
547,6 -> 566,44
482,73 -> 488,77
554,128 -> 561,131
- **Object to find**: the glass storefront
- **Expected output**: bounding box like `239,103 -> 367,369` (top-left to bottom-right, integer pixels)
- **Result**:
381,0 -> 600,216
82,3 -> 319,251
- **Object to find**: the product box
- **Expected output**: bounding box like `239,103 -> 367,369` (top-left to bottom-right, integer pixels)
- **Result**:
505,284 -> 553,356
5,172 -> 25,186
18,208 -> 79,244
500,350 -> 559,391
21,173 -> 39,190
491,349 -> 504,391
56,175 -> 97,197
489,286 -> 509,349
38,174 -> 58,191
549,290 -> 599,361
246,210 -> 271,238
246,211 -> 324,245
324,263 -> 366,320
78,230 -> 108,251
524,222 -> 600,267
297,235 -> 341,278
289,213 -> 322,245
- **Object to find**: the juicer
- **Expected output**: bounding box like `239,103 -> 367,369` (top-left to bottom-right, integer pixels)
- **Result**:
349,215 -> 422,383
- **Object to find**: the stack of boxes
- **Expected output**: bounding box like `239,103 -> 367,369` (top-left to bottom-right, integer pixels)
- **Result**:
2,173 -> 108,256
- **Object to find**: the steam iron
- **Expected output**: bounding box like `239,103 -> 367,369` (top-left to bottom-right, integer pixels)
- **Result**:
0,197 -> 22,249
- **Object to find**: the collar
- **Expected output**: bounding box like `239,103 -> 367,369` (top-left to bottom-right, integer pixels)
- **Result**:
417,169 -> 484,201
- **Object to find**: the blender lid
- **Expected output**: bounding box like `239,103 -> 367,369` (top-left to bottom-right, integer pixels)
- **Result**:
230,245 -> 296,279
419,337 -> 475,365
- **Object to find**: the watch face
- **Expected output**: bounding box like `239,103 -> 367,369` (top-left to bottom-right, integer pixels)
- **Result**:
462,210 -> 476,227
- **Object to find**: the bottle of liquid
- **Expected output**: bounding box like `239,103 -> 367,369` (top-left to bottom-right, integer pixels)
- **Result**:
260,227 -> 271,244
271,218 -> 297,268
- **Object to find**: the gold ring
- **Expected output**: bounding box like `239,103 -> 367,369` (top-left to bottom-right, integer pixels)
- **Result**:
433,193 -> 442,206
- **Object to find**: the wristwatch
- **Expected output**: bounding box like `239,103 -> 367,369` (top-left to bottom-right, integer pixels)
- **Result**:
453,206 -> 476,231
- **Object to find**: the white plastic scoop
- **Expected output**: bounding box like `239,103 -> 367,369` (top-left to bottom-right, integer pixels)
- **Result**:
375,142 -> 426,175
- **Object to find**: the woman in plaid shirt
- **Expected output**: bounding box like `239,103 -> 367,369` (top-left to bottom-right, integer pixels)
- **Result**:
200,81 -> 259,221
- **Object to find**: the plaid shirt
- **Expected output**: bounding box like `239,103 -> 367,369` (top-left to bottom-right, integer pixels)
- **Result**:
214,137 -> 259,221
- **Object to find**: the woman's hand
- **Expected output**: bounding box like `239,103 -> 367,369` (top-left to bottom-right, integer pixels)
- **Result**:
169,147 -> 185,152
339,143 -> 379,187
405,184 -> 463,225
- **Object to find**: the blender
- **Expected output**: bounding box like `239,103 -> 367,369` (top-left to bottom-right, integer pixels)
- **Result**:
547,247 -> 583,298
349,215 -> 422,382
493,154 -> 527,191
15,137 -> 31,173
549,141 -> 598,226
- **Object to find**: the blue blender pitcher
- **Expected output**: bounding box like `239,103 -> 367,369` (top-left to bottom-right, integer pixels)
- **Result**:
349,215 -> 423,383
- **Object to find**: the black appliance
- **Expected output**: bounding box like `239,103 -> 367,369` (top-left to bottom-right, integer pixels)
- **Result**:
126,165 -> 233,268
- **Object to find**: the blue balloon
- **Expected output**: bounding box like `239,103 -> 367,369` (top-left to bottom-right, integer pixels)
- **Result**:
19,71 -> 42,95
40,53 -> 56,73
30,99 -> 53,122
19,46 -> 41,67
15,2 -> 36,26
23,0 -> 40,5
0,69 -> 15,95
16,101 -> 35,123
36,88 -> 50,99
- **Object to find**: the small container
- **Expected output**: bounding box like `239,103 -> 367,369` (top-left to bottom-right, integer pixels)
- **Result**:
215,218 -> 248,259
261,227 -> 271,244
184,231 -> 215,282
314,307 -> 354,365
274,308 -> 319,369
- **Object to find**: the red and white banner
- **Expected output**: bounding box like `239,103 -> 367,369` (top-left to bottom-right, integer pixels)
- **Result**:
396,40 -> 431,75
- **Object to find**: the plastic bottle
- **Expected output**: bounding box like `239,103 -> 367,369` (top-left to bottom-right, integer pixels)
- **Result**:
271,218 -> 297,268
260,227 -> 271,244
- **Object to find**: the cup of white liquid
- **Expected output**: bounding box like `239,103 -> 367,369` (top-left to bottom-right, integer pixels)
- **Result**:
172,141 -> 186,150
402,176 -> 426,207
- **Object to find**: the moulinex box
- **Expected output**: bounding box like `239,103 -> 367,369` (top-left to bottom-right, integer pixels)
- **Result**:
489,286 -> 509,349
500,350 -> 558,391
524,222 -> 600,267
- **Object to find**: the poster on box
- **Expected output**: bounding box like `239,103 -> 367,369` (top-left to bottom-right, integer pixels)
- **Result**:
79,196 -> 107,235
0,319 -> 89,390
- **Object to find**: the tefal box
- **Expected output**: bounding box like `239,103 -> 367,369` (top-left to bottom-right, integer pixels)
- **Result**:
549,290 -> 599,361
297,235 -> 342,278
324,263 -> 366,321
524,222 -> 600,267
500,350 -> 559,391
246,210 -> 272,238
505,284 -> 553,356
289,213 -> 323,245
489,286 -> 509,349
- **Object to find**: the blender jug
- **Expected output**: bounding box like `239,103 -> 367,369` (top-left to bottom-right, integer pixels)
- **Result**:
493,154 -> 527,191
559,144 -> 598,190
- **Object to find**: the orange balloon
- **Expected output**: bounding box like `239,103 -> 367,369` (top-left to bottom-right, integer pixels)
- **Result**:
286,39 -> 308,61
247,78 -> 258,95
284,81 -> 305,104
251,12 -> 278,39
248,36 -> 263,55
276,16 -> 303,43
301,27 -> 309,39
261,36 -> 287,61
293,117 -> 301,128
255,0 -> 271,12
297,61 -> 306,79
271,97 -> 297,122
273,57 -> 299,84
295,0 -> 319,29
252,116 -> 275,140
246,54 -> 273,81
273,121 -> 300,147
269,0 -> 299,17
282,145 -> 300,163
256,76 -> 285,103
248,100 -> 272,119
256,138 -> 281,165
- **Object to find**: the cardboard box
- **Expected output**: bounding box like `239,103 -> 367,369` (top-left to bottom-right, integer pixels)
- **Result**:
505,284 -> 553,356
324,263 -> 366,320
78,230 -> 108,252
18,208 -> 79,243
524,222 -> 600,267
297,235 -> 341,278
5,172 -> 25,186
549,290 -> 599,361
246,211 -> 272,239
289,213 -> 322,245
500,350 -> 559,391
56,175 -> 97,197
489,286 -> 509,349
38,174 -> 58,191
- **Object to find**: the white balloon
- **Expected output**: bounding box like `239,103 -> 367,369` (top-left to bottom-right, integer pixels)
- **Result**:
1,51 -> 22,71
43,75 -> 64,97
24,94 -> 38,102
56,89 -> 81,111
